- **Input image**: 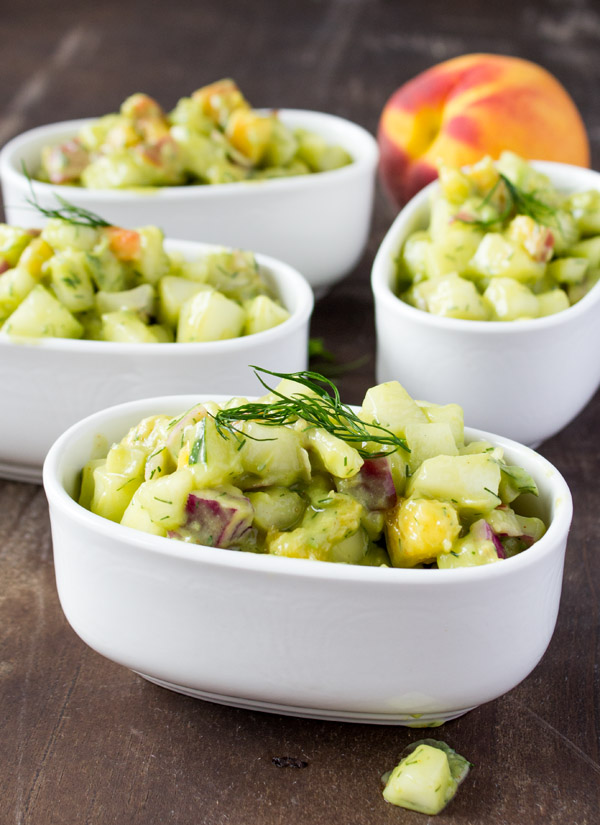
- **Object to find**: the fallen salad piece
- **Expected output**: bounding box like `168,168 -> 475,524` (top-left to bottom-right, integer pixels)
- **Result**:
382,739 -> 471,815
0,205 -> 289,342
397,152 -> 600,320
79,368 -> 546,569
37,79 -> 353,189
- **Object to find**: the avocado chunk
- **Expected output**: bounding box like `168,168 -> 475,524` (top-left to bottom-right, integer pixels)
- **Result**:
382,739 -> 471,815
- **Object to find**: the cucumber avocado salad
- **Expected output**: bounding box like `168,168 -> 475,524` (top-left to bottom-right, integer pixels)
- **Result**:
80,369 -> 546,569
37,79 -> 353,189
0,216 -> 289,343
397,152 -> 600,320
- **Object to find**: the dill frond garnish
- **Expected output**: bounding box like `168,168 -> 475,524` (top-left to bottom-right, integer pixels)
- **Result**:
23,162 -> 111,228
211,367 -> 409,457
456,173 -> 558,230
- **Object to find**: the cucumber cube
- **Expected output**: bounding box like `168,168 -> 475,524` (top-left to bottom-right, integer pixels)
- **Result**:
243,295 -> 289,335
2,285 -> 83,338
483,277 -> 539,320
383,744 -> 452,814
177,290 -> 245,342
407,453 -> 501,512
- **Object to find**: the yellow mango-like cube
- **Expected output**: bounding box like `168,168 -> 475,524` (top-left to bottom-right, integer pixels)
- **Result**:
225,108 -> 273,164
18,238 -> 54,279
385,498 -> 460,567
192,79 -> 248,126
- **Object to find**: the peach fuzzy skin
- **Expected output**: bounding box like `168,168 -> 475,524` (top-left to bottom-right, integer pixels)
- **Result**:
377,53 -> 590,208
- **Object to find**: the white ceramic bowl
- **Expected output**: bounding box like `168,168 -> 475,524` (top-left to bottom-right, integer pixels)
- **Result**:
43,393 -> 572,725
0,240 -> 312,482
372,162 -> 600,446
0,110 -> 378,291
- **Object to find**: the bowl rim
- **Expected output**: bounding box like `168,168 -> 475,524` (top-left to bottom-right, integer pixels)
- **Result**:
0,109 -> 379,202
372,160 -> 600,334
43,392 -> 573,586
0,238 -> 314,354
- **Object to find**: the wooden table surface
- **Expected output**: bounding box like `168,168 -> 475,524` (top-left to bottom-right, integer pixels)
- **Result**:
1,1 -> 599,823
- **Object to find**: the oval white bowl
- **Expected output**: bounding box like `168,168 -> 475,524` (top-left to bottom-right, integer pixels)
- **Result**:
43,393 -> 572,725
372,161 -> 600,446
0,241 -> 313,481
0,110 -> 379,290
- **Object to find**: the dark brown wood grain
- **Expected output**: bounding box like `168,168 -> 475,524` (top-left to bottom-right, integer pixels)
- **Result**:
1,1 -> 599,822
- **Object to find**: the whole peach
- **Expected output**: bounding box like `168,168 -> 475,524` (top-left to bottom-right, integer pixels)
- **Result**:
378,53 -> 590,208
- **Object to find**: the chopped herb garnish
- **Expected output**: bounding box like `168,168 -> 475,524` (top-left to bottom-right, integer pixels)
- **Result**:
153,497 -> 173,505
211,367 -> 409,457
456,173 -> 559,230
23,163 -> 111,227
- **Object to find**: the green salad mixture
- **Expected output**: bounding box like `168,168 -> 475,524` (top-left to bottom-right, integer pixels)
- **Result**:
80,369 -> 546,569
397,152 -> 600,321
37,79 -> 353,188
0,216 -> 288,342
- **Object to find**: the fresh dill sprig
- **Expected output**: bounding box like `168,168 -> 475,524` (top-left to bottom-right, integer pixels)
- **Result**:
22,161 -> 111,228
211,367 -> 409,457
456,173 -> 558,230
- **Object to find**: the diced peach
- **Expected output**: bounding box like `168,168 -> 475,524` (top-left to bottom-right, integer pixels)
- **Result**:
105,227 -> 141,261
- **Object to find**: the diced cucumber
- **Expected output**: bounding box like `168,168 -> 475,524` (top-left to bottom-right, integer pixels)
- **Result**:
422,273 -> 489,320
101,310 -> 157,343
41,218 -> 99,253
177,290 -> 245,342
184,417 -> 245,487
405,422 -> 458,473
88,236 -> 130,292
121,493 -> 168,537
1,284 -> 83,338
147,324 -> 174,342
382,744 -> 452,814
361,381 -> 428,438
158,276 -> 212,328
469,233 -> 545,283
294,128 -> 352,172
246,487 -> 305,532
47,249 -> 96,313
568,236 -> 600,269
262,119 -> 298,168
238,421 -> 311,488
537,289 -> 570,317
90,446 -> 147,523
547,257 -> 589,285
134,467 -> 195,529
483,277 -> 539,321
407,453 -> 501,512
95,283 -> 156,321
399,231 -> 434,282
0,225 -> 34,267
0,267 -> 36,322
565,190 -> 600,236
305,428 -> 363,479
78,458 -> 105,510
416,401 -> 464,447
243,295 -> 289,335
135,226 -> 170,284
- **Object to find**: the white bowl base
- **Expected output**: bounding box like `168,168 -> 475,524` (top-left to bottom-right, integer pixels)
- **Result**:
138,672 -> 474,726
